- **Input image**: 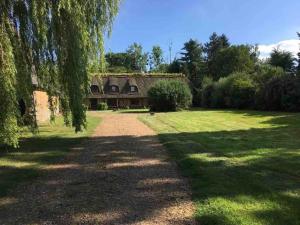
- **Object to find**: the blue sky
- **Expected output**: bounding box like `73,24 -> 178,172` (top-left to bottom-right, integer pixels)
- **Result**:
105,0 -> 300,60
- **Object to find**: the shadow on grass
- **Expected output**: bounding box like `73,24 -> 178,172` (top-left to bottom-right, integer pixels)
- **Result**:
0,113 -> 299,225
154,113 -> 300,225
0,136 -> 88,198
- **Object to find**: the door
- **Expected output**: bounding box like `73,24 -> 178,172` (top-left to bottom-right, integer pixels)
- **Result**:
107,99 -> 118,108
90,98 -> 98,110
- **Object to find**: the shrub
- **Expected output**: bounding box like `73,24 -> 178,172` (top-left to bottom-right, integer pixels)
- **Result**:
263,75 -> 300,111
148,80 -> 192,112
211,77 -> 231,108
97,102 -> 108,111
281,76 -> 300,111
253,65 -> 285,109
201,77 -> 215,107
204,73 -> 255,109
227,73 -> 256,109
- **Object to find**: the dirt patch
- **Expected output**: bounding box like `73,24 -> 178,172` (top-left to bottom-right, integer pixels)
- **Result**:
0,113 -> 196,225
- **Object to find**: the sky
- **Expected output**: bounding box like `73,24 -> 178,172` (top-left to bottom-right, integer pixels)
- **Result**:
105,0 -> 300,60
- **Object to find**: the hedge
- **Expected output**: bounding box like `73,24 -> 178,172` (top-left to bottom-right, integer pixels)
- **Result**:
148,80 -> 192,112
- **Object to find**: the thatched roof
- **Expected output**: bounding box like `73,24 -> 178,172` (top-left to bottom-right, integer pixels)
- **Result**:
89,73 -> 187,99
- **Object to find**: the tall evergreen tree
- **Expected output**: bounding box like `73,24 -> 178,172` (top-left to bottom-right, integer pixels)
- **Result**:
204,32 -> 230,79
180,39 -> 205,88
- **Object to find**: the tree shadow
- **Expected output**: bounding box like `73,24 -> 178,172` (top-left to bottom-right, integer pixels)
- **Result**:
154,113 -> 300,225
0,112 -> 299,224
0,134 -> 195,225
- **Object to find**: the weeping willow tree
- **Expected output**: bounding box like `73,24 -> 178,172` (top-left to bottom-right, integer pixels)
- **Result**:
0,0 -> 120,147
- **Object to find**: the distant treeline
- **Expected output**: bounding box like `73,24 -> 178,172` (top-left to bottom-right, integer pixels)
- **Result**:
103,32 -> 300,111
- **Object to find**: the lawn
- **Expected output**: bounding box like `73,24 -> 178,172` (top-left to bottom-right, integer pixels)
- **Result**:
0,114 -> 101,198
140,109 -> 300,225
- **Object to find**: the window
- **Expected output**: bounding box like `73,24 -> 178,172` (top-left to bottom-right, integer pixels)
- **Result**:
130,86 -> 136,92
91,85 -> 100,94
130,86 -> 138,92
111,85 -> 119,92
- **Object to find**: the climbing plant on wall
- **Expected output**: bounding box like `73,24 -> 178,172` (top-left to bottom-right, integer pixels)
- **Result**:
0,0 -> 120,147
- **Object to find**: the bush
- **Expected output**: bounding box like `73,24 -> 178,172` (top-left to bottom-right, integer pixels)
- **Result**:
201,77 -> 214,107
263,75 -> 300,111
148,80 -> 192,112
253,65 -> 285,109
227,73 -> 256,109
211,77 -> 231,108
97,102 -> 108,111
203,73 -> 255,109
281,76 -> 300,111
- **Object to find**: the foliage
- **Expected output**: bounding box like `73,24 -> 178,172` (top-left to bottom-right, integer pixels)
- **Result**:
167,59 -> 182,73
105,52 -> 132,72
97,102 -> 108,111
263,75 -> 300,111
202,73 -> 255,109
126,43 -> 148,72
297,32 -> 300,75
140,110 -> 300,225
211,76 -> 231,108
0,0 -> 120,147
0,23 -> 19,147
269,48 -> 296,73
227,73 -> 256,109
180,39 -> 206,88
149,45 -> 164,72
148,80 -> 192,112
204,32 -> 230,79
253,64 -> 285,109
212,45 -> 256,79
201,77 -> 215,107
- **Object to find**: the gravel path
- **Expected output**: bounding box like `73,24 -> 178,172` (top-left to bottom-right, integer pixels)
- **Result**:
0,113 -> 196,225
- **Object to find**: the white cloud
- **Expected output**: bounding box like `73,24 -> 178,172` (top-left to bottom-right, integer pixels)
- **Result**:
258,39 -> 300,59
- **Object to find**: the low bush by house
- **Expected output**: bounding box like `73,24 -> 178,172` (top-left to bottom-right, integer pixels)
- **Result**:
97,102 -> 108,111
148,80 -> 192,112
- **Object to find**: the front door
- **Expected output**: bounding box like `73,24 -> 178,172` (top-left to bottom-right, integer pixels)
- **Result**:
107,99 -> 118,108
90,98 -> 98,110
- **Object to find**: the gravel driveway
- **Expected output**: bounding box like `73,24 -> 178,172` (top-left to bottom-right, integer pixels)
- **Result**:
0,113 -> 196,225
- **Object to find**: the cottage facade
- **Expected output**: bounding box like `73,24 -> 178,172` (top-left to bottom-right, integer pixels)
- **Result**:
87,74 -> 186,109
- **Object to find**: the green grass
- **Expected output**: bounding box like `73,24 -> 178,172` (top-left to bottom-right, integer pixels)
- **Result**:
0,114 -> 101,198
139,109 -> 300,225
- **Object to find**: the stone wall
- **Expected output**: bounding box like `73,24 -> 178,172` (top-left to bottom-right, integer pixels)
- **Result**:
33,90 -> 59,123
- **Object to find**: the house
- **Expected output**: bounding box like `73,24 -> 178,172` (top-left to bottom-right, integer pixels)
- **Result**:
87,73 -> 186,109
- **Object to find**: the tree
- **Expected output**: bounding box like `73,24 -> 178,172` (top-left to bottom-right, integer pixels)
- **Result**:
149,46 -> 164,72
297,32 -> 300,75
105,52 -> 132,73
204,32 -> 230,78
212,45 -> 256,79
126,43 -> 148,72
0,0 -> 120,147
269,48 -> 296,73
167,59 -> 182,73
180,39 -> 205,88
